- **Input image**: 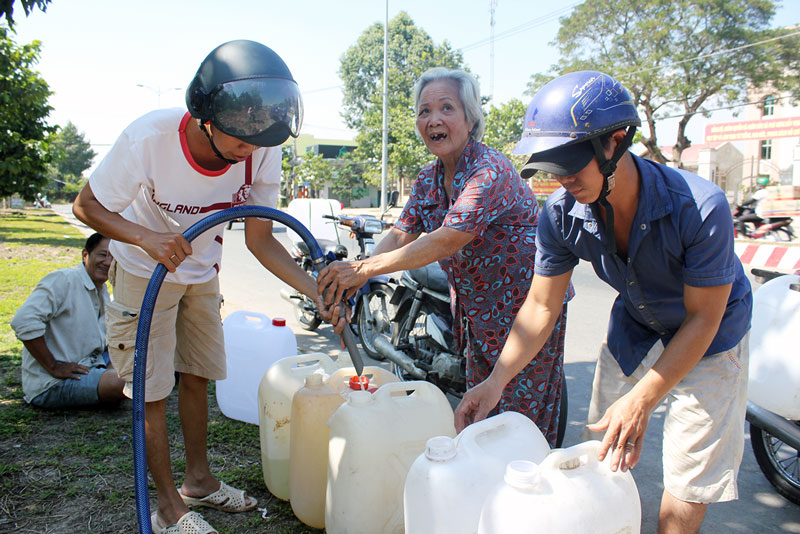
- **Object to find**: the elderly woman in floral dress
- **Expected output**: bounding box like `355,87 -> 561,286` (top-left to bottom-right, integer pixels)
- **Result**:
317,67 -> 571,445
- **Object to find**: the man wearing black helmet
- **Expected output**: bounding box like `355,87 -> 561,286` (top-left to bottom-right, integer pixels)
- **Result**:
73,41 -> 328,534
455,71 -> 752,533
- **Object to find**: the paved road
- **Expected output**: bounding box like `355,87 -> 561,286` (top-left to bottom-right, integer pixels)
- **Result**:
54,205 -> 800,532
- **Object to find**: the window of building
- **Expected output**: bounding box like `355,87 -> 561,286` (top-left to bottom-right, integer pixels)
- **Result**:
760,140 -> 772,160
763,95 -> 776,116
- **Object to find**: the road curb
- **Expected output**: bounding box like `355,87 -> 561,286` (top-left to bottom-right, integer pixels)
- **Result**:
735,241 -> 800,271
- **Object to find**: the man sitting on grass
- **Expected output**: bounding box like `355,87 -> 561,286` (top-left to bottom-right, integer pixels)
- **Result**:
10,232 -> 125,408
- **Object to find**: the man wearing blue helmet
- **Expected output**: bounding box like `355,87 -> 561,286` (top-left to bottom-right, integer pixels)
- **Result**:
73,41 -> 336,534
455,71 -> 752,533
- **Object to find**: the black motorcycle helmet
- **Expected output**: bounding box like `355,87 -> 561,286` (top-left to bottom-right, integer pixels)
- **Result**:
186,40 -> 303,148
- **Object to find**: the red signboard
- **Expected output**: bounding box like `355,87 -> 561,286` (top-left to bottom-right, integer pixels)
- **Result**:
530,180 -> 561,197
705,116 -> 800,143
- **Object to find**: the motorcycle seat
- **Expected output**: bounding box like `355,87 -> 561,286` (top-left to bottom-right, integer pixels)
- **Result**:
294,239 -> 348,260
408,262 -> 449,293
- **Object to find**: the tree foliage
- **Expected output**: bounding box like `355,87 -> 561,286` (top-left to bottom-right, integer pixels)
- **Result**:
41,122 -> 95,202
0,0 -> 50,27
339,12 -> 466,187
0,26 -> 54,200
51,121 -> 95,178
483,98 -> 527,164
295,150 -> 333,198
329,150 -> 369,206
531,0 -> 798,168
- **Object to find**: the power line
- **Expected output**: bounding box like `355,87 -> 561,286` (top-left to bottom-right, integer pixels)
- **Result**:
457,2 -> 582,52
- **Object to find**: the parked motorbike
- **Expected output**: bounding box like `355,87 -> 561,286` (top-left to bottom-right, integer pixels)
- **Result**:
281,192 -> 399,332
733,203 -> 794,241
746,268 -> 800,505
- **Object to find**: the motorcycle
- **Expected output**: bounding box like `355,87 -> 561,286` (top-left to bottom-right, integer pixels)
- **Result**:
745,267 -> 800,505
281,192 -> 398,332
733,203 -> 794,241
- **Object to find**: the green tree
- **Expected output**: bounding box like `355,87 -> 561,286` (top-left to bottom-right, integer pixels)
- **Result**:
329,150 -> 369,206
280,145 -> 295,205
530,0 -> 799,168
0,26 -> 54,200
0,0 -> 51,27
295,150 -> 333,198
339,12 -> 466,187
51,121 -> 96,178
483,98 -> 527,162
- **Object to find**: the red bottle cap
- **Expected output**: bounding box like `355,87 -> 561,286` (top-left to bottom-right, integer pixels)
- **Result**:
272,318 -> 286,327
349,375 -> 371,391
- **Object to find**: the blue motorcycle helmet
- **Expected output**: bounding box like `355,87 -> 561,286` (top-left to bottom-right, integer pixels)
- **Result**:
514,71 -> 641,254
186,40 -> 303,156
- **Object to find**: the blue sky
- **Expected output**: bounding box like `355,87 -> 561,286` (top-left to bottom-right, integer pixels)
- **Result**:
10,0 -> 800,168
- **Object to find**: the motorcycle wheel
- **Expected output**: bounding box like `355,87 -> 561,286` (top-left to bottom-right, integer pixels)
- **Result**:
357,283 -> 395,360
773,226 -> 794,242
750,421 -> 800,505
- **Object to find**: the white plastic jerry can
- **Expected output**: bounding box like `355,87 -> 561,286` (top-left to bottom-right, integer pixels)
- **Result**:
478,441 -> 641,534
326,381 -> 456,534
289,366 -> 399,529
404,411 -> 551,534
216,310 -> 297,425
257,352 -> 338,500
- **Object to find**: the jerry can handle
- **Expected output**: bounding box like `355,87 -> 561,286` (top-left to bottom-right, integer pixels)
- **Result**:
540,440 -> 602,472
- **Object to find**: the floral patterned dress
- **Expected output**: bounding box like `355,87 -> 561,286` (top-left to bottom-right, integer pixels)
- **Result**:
394,139 -> 572,445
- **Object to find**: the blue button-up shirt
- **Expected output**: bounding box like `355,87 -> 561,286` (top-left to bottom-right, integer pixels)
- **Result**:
535,154 -> 752,375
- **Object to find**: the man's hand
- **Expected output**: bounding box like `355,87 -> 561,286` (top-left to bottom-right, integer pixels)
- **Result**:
317,298 -> 350,336
140,232 -> 192,273
49,360 -> 90,380
586,391 -> 651,472
317,260 -> 368,307
454,378 -> 504,433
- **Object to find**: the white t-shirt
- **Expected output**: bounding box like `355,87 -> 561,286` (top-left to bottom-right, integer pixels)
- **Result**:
90,108 -> 281,285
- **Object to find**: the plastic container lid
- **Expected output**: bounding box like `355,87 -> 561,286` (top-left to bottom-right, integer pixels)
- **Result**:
349,375 -> 371,391
424,436 -> 457,461
272,317 -> 287,327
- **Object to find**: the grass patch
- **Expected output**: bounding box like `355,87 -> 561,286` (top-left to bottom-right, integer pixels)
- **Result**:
0,210 -> 321,533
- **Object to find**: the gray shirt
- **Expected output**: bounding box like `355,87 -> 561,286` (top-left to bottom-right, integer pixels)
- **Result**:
10,264 -> 109,402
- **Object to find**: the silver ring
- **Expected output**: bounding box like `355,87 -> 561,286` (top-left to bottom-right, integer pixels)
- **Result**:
625,441 -> 635,448
170,254 -> 179,262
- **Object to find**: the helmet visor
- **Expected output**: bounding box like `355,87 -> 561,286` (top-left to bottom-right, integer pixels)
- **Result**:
211,78 -> 303,147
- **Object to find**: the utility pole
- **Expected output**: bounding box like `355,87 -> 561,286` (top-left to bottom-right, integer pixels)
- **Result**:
489,0 -> 498,101
380,0 -> 389,212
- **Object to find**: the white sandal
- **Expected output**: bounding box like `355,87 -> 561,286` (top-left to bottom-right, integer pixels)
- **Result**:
151,511 -> 218,534
179,481 -> 257,513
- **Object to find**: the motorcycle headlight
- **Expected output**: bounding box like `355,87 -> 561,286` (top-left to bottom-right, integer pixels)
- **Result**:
363,219 -> 384,234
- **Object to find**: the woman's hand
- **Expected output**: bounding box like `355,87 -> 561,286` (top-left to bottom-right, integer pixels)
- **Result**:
454,377 -> 504,433
586,391 -> 651,473
317,260 -> 368,307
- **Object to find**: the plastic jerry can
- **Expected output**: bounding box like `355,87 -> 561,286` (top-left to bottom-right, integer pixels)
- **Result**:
257,352 -> 338,500
477,441 -> 641,534
325,381 -> 456,534
216,311 -> 297,425
748,274 -> 800,419
289,366 -> 399,529
404,411 -> 551,534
